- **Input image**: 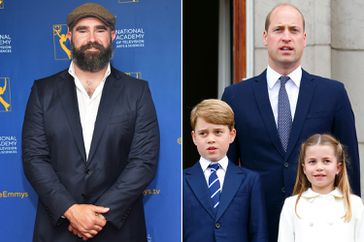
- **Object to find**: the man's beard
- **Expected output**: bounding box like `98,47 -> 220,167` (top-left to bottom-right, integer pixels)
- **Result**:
71,41 -> 112,72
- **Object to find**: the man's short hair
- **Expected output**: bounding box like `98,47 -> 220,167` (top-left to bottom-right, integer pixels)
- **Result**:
190,99 -> 235,131
264,3 -> 305,31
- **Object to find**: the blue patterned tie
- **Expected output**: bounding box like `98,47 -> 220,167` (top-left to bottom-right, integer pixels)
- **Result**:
208,163 -> 221,210
278,76 -> 292,152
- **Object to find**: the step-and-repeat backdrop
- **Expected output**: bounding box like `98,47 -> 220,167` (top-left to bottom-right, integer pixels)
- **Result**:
0,0 -> 181,241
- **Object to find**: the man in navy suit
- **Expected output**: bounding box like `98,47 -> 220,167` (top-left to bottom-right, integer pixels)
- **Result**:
184,99 -> 267,242
222,3 -> 360,242
22,3 -> 159,242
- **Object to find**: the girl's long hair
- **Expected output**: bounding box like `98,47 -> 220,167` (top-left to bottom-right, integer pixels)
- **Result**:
292,134 -> 352,222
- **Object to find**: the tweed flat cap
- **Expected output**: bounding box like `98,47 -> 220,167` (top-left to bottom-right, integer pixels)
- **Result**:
67,3 -> 115,30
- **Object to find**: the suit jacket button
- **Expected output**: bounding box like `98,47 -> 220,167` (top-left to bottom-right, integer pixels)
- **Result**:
215,223 -> 221,229
284,162 -> 289,168
281,187 -> 286,193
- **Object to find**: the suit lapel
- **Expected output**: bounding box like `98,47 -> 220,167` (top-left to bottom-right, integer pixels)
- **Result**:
286,70 -> 316,157
58,72 -> 86,161
185,163 -> 215,219
87,69 -> 121,162
216,161 -> 244,220
253,71 -> 285,157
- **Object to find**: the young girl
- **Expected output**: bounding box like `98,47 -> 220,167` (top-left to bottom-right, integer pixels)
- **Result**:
278,134 -> 364,242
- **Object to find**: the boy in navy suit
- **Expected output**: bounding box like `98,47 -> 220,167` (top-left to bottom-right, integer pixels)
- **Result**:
183,99 -> 268,242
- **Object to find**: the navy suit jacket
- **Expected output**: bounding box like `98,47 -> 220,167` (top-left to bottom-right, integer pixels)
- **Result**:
222,69 -> 360,242
183,161 -> 268,242
22,67 -> 159,242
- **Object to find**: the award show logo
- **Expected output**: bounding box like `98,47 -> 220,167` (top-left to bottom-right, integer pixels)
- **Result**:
0,34 -> 12,53
0,77 -> 11,112
115,28 -> 145,49
0,135 -> 17,155
143,188 -> 160,196
0,191 -> 29,199
118,0 -> 139,3
0,0 -> 4,9
53,24 -> 71,60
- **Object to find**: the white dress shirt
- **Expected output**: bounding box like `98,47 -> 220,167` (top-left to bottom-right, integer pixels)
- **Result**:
199,156 -> 228,191
266,65 -> 301,125
68,62 -> 111,159
278,188 -> 364,242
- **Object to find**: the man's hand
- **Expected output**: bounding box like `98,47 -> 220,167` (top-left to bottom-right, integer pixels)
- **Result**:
64,204 -> 109,240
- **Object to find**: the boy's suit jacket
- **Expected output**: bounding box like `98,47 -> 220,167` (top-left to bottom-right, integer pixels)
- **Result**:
222,69 -> 360,242
183,161 -> 268,242
22,67 -> 159,242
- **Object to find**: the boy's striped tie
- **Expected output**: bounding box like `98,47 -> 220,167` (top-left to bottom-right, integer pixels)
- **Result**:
208,163 -> 221,211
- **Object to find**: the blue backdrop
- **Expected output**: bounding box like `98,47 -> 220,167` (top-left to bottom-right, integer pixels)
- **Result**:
0,1 -> 181,241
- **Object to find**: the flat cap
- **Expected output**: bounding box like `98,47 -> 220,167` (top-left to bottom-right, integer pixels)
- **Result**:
67,3 -> 115,30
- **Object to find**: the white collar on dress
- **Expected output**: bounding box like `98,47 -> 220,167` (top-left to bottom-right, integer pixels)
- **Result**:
301,187 -> 343,199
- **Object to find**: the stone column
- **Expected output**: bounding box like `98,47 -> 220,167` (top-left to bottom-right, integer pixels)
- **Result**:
332,0 -> 364,196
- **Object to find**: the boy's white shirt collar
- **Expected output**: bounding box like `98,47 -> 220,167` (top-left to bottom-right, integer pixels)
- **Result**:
301,187 -> 343,199
266,65 -> 302,89
199,156 -> 229,172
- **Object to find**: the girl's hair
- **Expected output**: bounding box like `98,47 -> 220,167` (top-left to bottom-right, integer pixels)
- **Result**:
292,134 -> 352,221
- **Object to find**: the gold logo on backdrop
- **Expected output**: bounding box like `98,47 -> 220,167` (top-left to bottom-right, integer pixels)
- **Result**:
118,0 -> 139,3
0,0 -> 4,9
143,188 -> 160,196
0,191 -> 29,199
0,77 -> 11,112
53,24 -> 71,60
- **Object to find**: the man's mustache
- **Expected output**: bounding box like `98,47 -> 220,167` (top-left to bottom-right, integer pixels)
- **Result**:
79,42 -> 104,52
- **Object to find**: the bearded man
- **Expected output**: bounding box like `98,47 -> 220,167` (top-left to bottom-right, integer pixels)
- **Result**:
22,3 -> 159,242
